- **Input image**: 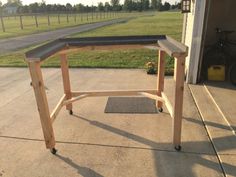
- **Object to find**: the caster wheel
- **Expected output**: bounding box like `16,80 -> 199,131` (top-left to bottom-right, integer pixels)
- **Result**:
174,145 -> 181,151
50,148 -> 57,155
158,107 -> 163,112
69,110 -> 73,115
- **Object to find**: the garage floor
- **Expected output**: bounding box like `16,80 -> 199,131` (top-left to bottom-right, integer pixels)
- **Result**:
0,68 -> 228,177
189,81 -> 236,177
204,81 -> 236,132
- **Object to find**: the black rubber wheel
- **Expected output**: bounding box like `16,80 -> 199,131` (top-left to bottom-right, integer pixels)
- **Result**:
69,110 -> 73,115
158,107 -> 163,112
50,148 -> 57,155
174,145 -> 182,151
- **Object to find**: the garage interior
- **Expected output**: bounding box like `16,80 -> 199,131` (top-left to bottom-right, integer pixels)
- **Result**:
198,0 -> 236,83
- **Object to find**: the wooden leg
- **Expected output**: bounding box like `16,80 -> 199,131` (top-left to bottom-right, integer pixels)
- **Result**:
173,57 -> 185,150
28,62 -> 55,149
174,59 -> 177,81
156,50 -> 165,109
60,54 -> 73,113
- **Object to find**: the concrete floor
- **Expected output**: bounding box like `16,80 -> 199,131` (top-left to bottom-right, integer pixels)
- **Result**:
0,68 -> 226,177
189,82 -> 236,177
205,81 -> 236,132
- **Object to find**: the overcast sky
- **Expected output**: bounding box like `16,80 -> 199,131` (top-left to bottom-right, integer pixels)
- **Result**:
1,0 -> 180,6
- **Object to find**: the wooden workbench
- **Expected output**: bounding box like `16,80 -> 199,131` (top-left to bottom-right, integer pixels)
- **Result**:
25,35 -> 188,154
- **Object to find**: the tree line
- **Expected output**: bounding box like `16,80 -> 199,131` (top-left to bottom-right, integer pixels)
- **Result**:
0,0 -> 181,14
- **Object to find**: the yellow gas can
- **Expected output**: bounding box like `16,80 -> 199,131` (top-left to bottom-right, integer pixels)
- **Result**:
208,65 -> 225,81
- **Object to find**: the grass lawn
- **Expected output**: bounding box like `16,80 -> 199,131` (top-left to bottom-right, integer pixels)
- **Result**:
0,47 -> 174,73
0,11 -> 183,74
72,11 -> 183,41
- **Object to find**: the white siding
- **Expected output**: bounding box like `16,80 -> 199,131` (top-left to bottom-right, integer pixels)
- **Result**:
184,2 -> 196,75
184,0 -> 206,84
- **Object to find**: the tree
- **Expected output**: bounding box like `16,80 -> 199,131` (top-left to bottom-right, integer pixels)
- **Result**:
29,2 -> 39,13
161,2 -> 170,11
0,1 -> 2,14
75,3 -> 85,12
104,2 -> 111,11
151,0 -> 161,10
110,0 -> 120,11
157,0 -> 162,10
171,2 -> 181,10
142,0 -> 150,11
97,2 -> 104,11
123,0 -> 133,12
7,0 -> 22,6
132,0 -> 141,11
66,3 -> 72,11
40,1 -> 47,13
19,5 -> 29,13
151,0 -> 157,9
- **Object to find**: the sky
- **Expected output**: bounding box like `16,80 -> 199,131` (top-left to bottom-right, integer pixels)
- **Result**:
1,0 -> 180,6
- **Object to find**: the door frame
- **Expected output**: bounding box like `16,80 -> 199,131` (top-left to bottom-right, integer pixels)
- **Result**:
186,0 -> 208,84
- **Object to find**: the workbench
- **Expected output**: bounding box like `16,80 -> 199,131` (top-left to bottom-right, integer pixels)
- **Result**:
25,35 -> 188,154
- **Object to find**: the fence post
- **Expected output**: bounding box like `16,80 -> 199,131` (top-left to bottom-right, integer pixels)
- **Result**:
67,13 -> 69,23
0,14 -> 5,32
58,14 -> 60,24
47,14 -> 50,26
87,12 -> 88,21
74,13 -> 76,23
35,14 -> 38,28
19,15 -> 23,29
80,13 -> 83,22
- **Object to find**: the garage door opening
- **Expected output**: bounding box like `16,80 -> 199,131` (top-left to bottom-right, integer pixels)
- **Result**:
199,0 -> 236,85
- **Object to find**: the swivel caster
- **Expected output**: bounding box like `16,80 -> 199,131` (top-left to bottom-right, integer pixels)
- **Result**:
158,107 -> 163,112
50,148 -> 57,155
69,110 -> 73,115
174,145 -> 181,151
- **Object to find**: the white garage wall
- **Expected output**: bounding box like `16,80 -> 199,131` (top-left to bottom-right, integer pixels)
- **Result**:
184,2 -> 196,76
184,0 -> 207,84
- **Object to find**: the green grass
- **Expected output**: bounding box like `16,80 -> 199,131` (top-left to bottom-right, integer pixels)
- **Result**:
0,12 -> 143,39
72,11 -> 183,41
0,12 -> 182,74
0,47 -> 174,73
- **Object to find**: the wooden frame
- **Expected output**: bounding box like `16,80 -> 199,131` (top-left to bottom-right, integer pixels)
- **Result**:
26,35 -> 188,154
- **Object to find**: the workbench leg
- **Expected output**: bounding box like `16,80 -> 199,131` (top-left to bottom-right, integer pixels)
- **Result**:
60,54 -> 73,115
174,59 -> 177,81
28,62 -> 56,152
156,50 -> 165,112
173,57 -> 185,151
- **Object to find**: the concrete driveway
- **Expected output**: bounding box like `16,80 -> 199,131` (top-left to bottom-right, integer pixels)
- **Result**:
0,68 -> 228,177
